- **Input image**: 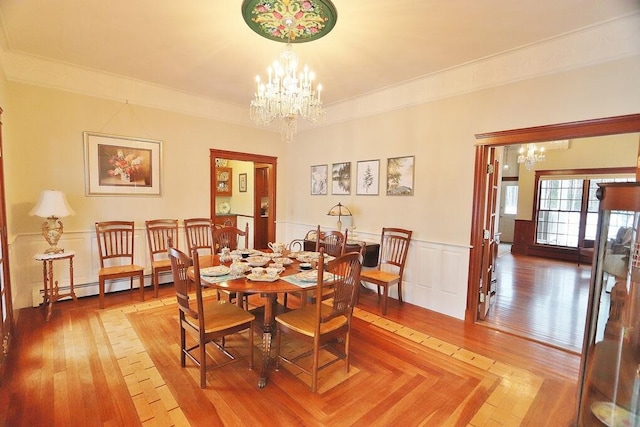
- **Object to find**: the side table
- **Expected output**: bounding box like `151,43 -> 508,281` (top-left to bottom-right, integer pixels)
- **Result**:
34,251 -> 77,321
303,239 -> 380,267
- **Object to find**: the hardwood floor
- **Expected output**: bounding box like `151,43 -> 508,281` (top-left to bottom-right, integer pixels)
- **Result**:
483,246 -> 592,354
0,281 -> 581,426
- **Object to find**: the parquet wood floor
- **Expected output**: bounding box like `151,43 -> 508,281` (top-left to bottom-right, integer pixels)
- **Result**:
0,283 -> 580,426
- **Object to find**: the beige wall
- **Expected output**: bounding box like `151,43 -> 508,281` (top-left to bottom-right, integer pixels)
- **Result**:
283,56 -> 640,244
2,54 -> 640,316
4,83 -> 282,237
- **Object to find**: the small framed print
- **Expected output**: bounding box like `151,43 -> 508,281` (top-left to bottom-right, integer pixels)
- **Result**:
387,155 -> 415,196
239,173 -> 247,192
332,162 -> 351,195
356,160 -> 379,195
310,164 -> 328,195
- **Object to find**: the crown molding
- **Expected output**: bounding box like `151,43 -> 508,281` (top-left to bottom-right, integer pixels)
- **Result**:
0,14 -> 638,129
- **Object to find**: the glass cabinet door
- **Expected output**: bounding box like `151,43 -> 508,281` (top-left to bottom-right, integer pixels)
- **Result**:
577,182 -> 640,426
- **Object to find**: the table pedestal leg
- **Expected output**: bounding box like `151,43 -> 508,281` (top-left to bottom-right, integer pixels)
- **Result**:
258,293 -> 277,389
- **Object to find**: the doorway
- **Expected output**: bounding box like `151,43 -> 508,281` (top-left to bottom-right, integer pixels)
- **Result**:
210,149 -> 277,247
466,114 -> 640,348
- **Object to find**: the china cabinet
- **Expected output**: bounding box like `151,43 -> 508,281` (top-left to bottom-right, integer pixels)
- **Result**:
215,167 -> 232,196
577,182 -> 640,426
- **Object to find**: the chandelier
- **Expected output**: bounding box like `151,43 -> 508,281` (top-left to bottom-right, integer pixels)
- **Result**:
517,143 -> 545,170
242,0 -> 338,143
250,46 -> 324,143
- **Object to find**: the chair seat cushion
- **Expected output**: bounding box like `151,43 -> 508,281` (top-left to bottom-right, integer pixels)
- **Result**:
184,301 -> 254,333
275,304 -> 347,337
99,264 -> 145,276
152,259 -> 171,269
360,269 -> 400,286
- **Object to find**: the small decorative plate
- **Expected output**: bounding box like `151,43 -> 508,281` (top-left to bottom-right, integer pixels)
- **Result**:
272,257 -> 293,266
201,266 -> 230,277
219,202 -> 231,214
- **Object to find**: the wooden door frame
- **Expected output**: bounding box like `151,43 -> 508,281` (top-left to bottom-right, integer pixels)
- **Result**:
466,113 -> 640,322
210,149 -> 277,245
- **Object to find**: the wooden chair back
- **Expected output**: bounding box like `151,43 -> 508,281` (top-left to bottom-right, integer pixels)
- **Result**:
378,227 -> 412,274
316,250 -> 363,325
95,221 -> 137,268
146,219 -> 179,262
167,244 -> 200,320
212,224 -> 249,252
322,229 -> 347,257
184,218 -> 214,256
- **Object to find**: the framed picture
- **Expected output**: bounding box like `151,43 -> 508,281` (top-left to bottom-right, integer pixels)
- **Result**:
356,160 -> 379,195
387,155 -> 415,196
331,162 -> 351,195
239,173 -> 247,192
310,164 -> 328,195
84,131 -> 162,196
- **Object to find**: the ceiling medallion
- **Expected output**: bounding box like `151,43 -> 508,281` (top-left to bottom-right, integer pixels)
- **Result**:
241,0 -> 338,43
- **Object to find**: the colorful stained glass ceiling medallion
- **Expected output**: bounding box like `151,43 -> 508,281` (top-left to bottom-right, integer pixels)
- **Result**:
241,0 -> 338,43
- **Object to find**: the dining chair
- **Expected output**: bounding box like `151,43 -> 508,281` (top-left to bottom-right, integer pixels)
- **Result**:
145,219 -> 179,298
321,228 -> 348,257
211,223 -> 250,307
359,227 -> 412,315
184,218 -> 215,257
287,228 -> 321,253
275,250 -> 363,392
168,244 -> 254,388
211,224 -> 249,253
95,221 -> 146,309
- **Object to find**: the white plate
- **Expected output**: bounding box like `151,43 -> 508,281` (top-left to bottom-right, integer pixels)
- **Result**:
296,271 -> 318,282
200,266 -> 230,277
219,202 -> 231,214
591,401 -> 638,427
272,257 -> 293,266
247,273 -> 279,282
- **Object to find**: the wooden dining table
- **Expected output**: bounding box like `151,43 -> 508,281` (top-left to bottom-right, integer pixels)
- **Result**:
189,253 -> 317,388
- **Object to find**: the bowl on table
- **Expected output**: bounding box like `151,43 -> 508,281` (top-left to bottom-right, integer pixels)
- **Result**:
246,256 -> 270,267
299,262 -> 312,270
272,257 -> 293,266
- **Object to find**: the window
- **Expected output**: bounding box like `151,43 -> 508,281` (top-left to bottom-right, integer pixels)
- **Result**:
503,185 -> 518,215
535,173 -> 633,248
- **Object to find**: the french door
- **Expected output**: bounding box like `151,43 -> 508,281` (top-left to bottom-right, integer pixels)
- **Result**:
0,108 -> 14,383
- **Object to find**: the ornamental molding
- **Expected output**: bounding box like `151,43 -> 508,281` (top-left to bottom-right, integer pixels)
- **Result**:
0,13 -> 637,129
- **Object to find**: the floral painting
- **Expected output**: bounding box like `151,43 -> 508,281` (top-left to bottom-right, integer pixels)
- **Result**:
387,156 -> 415,196
84,132 -> 162,196
332,162 -> 351,195
356,160 -> 379,195
310,164 -> 328,195
100,146 -> 149,184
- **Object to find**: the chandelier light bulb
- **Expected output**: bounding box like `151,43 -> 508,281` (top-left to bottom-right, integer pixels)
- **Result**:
517,143 -> 546,170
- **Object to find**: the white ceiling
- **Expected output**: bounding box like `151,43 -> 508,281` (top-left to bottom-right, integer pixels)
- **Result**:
0,1 -> 638,108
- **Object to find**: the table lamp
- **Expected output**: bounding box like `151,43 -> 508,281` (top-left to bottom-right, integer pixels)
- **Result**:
327,202 -> 352,232
29,190 -> 75,254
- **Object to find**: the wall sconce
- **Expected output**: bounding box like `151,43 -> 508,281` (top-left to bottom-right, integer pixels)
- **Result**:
29,190 -> 75,254
327,202 -> 352,232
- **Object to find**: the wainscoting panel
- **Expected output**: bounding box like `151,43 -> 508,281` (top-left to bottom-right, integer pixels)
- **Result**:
280,223 -> 471,320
